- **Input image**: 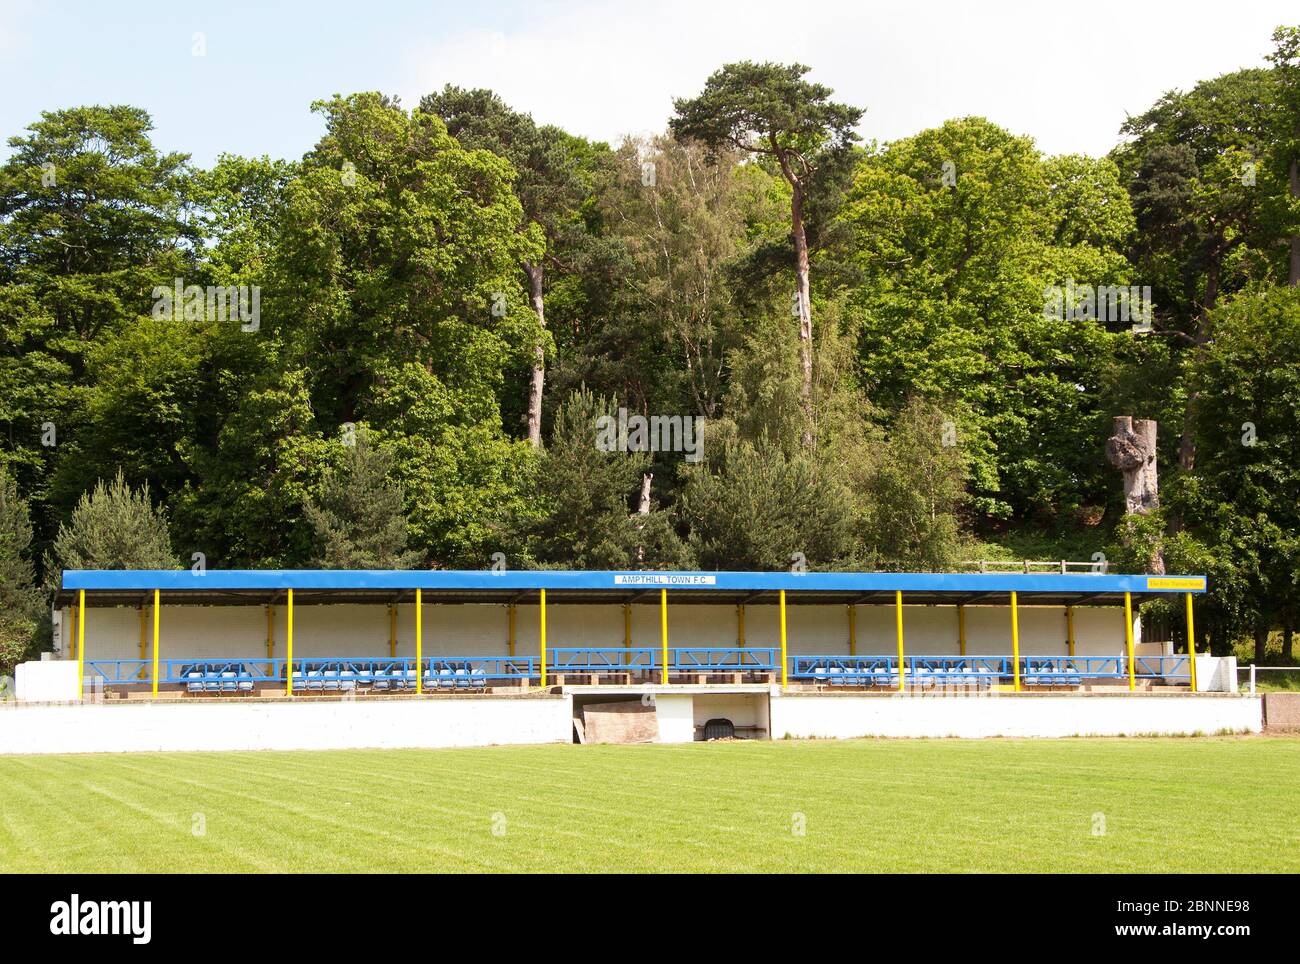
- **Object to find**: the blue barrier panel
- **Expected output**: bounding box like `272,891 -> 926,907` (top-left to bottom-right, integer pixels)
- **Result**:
1133,655 -> 1190,679
672,648 -> 777,672
549,647 -> 661,671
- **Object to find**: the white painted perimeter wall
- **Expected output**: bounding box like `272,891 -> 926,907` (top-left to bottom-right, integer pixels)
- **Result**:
768,693 -> 1262,739
0,697 -> 572,755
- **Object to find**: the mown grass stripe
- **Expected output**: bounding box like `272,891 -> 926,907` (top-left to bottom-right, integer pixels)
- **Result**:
0,738 -> 1295,873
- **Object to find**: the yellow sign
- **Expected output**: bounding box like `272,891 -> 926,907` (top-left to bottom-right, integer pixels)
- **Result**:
1147,577 -> 1205,591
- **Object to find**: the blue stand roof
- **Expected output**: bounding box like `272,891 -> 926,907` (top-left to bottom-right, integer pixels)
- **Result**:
58,569 -> 1206,607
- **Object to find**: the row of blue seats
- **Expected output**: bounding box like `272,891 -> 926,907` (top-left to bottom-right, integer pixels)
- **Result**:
180,662 -> 491,692
183,666 -> 254,693
808,665 -> 997,688
807,664 -> 1085,687
1022,660 -> 1085,686
369,666 -> 488,690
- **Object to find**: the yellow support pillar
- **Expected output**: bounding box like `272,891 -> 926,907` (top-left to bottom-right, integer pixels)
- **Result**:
286,588 -> 294,695
1066,605 -> 1076,657
1010,591 -> 1021,692
1185,593 -> 1198,693
508,603 -> 517,658
539,589 -> 547,689
660,588 -> 669,685
895,590 -> 906,692
847,604 -> 857,656
1124,591 -> 1136,692
151,589 -> 160,698
76,589 -> 85,700
416,587 -> 423,695
779,590 -> 789,689
737,604 -> 746,648
957,604 -> 967,657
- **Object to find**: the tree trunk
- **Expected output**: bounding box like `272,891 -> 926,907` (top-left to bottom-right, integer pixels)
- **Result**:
1254,621 -> 1270,665
525,262 -> 546,448
635,472 -> 653,564
791,187 -> 814,450
637,473 -> 652,516
1105,416 -> 1165,574
1282,615 -> 1294,663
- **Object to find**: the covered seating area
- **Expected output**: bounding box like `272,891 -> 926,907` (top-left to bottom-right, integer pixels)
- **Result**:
55,569 -> 1208,699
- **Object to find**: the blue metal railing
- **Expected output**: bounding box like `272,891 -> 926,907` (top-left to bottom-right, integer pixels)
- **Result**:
673,647 -> 777,672
82,656 -> 541,692
790,654 -> 1191,685
548,647 -> 779,673
80,650 -> 1191,691
548,647 -> 662,672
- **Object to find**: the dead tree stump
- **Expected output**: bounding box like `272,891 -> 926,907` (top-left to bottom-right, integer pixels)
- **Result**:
1105,416 -> 1164,574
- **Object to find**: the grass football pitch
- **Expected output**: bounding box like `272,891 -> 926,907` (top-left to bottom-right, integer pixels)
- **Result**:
1,737 -> 1297,873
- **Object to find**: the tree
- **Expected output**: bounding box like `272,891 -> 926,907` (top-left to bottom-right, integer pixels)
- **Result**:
1268,26 -> 1300,286
0,467 -> 42,676
679,432 -> 859,570
50,469 -> 178,571
518,389 -> 690,569
0,106 -> 195,555
1137,288 -> 1300,659
671,62 -> 863,447
840,118 -> 1129,521
863,397 -> 970,571
305,427 -> 422,569
422,87 -> 592,447
237,92 -> 544,566
1115,69 -> 1280,470
596,135 -> 765,419
173,370 -> 328,568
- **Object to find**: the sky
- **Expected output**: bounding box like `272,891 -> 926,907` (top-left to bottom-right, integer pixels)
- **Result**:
0,0 -> 1296,166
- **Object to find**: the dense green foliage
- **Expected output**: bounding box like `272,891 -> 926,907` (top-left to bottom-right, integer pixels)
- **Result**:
2,29 -> 1300,660
305,427 -> 422,570
49,469 -> 177,571
0,466 -> 41,675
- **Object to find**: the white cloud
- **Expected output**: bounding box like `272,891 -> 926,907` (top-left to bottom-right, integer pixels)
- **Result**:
400,0 -> 1295,155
